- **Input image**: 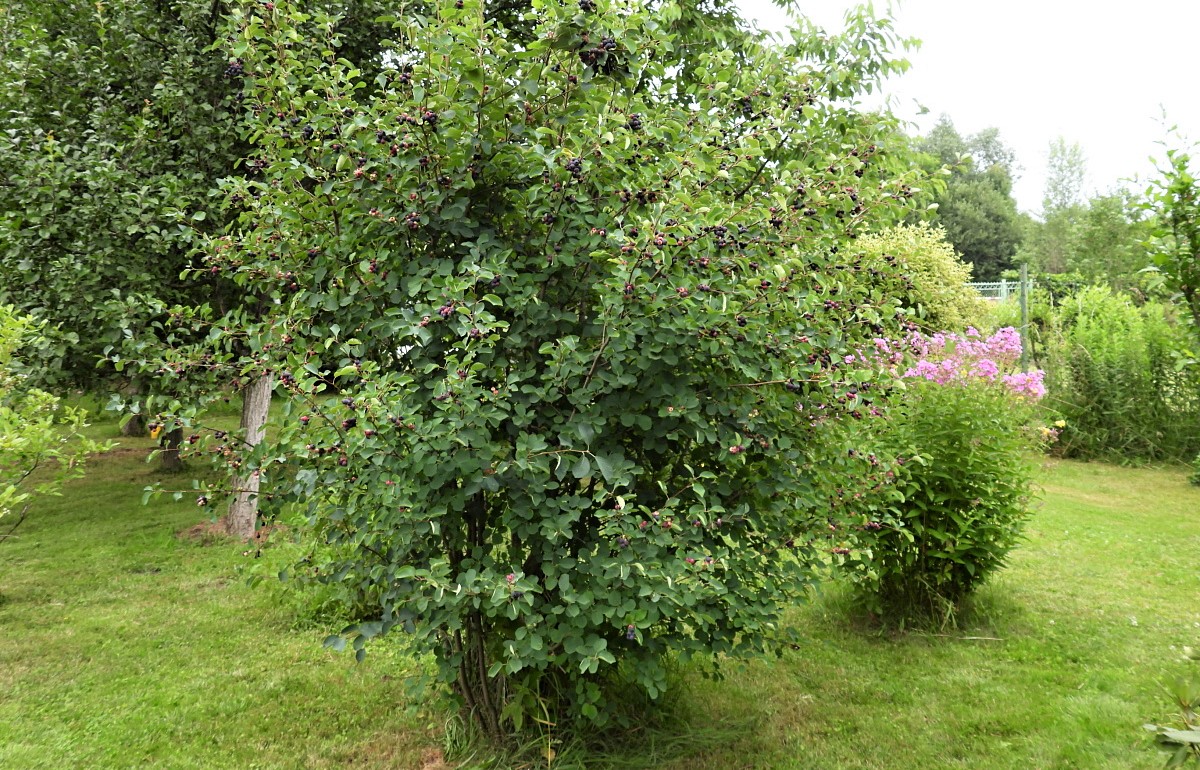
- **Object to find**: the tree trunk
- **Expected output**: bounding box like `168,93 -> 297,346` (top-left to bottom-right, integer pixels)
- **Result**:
120,380 -> 147,437
159,427 -> 184,472
224,374 -> 272,540
121,412 -> 146,437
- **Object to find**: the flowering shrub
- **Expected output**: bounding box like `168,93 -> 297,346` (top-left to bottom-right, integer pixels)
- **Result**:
840,326 -> 1047,623
895,326 -> 1046,398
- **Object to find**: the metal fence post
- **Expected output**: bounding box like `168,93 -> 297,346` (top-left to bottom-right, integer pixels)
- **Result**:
1019,264 -> 1029,371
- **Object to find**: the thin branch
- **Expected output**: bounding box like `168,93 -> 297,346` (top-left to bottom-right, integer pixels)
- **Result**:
0,502 -> 31,543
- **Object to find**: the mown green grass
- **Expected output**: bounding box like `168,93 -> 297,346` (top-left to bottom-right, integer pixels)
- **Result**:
0,429 -> 434,770
2,435 -> 1198,769
653,458 -> 1200,769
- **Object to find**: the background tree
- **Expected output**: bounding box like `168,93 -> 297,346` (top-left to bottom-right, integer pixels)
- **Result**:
0,0 -> 398,532
0,0 -> 243,391
1019,138 -> 1153,293
1146,145 -> 1200,347
1025,137 -> 1087,274
209,0 -> 921,739
914,115 -> 1023,280
1043,136 -> 1086,214
1067,191 -> 1153,292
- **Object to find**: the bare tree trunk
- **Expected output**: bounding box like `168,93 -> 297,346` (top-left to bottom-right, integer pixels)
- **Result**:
120,380 -> 147,437
224,374 -> 272,540
121,413 -> 146,437
160,427 -> 184,472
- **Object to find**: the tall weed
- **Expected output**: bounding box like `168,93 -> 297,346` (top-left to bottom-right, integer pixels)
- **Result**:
1043,287 -> 1200,462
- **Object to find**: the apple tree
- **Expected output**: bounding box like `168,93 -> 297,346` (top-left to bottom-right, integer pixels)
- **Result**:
0,0 -> 397,531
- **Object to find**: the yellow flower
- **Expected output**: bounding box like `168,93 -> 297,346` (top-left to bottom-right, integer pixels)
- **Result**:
1054,419 -> 1066,428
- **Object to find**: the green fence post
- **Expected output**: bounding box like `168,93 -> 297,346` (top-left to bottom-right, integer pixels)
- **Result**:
1019,263 -> 1029,371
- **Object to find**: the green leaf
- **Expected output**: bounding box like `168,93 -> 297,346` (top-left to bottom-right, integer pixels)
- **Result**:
1160,728 -> 1200,745
594,454 -> 617,485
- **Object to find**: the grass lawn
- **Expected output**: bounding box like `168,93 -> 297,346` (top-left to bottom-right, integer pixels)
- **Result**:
2,433 -> 1198,769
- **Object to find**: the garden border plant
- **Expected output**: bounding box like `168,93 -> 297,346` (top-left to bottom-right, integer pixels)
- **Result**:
1144,645 -> 1200,767
838,327 -> 1049,625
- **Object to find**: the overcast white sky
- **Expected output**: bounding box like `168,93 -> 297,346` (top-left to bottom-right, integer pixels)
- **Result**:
736,0 -> 1200,215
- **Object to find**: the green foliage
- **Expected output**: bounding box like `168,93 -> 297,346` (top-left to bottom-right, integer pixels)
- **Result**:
1068,193 -> 1155,291
1034,271 -> 1090,304
841,380 -> 1042,624
1191,453 -> 1200,486
858,223 -> 989,332
0,305 -> 105,539
0,0 -> 241,389
211,0 -> 919,738
1145,144 -> 1200,356
1042,286 -> 1200,462
1020,190 -> 1154,293
914,116 -> 1023,281
0,0 -> 401,395
1144,646 -> 1200,768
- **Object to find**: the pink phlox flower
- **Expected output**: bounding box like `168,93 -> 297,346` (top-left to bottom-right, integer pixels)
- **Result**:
858,325 -> 1044,399
904,359 -> 941,381
1002,370 -> 1047,400
971,358 -> 1000,380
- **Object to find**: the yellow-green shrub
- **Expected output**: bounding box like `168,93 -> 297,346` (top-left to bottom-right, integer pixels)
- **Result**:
859,223 -> 989,332
0,306 -> 102,534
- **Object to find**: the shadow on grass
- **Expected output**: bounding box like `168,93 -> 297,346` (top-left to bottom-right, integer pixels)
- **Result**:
804,577 -> 1034,642
440,675 -> 766,770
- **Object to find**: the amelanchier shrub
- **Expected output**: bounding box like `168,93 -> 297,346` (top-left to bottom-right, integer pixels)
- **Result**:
206,0 -> 923,738
842,327 -> 1047,622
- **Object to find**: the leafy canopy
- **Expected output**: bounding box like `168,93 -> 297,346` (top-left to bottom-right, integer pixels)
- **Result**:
211,0 -> 921,737
914,115 -> 1023,280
